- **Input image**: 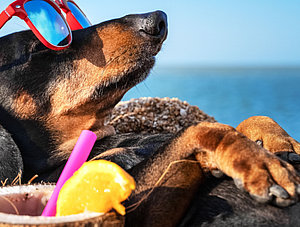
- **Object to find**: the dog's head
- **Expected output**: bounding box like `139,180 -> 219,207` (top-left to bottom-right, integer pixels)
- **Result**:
0,10 -> 167,175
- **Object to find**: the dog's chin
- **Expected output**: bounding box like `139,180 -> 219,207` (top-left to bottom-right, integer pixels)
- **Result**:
95,56 -> 155,96
121,57 -> 155,88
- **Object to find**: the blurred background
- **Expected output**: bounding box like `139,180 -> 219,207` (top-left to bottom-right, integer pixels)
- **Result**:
0,0 -> 299,140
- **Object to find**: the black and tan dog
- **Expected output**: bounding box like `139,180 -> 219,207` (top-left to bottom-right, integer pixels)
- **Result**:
1,10 -> 300,226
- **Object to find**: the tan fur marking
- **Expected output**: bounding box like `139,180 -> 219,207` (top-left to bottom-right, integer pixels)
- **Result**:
12,91 -> 37,119
46,89 -> 126,156
93,125 -> 116,140
90,148 -> 127,161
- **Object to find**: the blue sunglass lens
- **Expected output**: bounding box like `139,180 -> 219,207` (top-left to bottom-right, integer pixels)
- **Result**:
67,2 -> 91,28
24,0 -> 70,47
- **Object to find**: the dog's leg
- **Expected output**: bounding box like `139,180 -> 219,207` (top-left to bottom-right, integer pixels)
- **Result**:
125,122 -> 300,227
236,116 -> 300,163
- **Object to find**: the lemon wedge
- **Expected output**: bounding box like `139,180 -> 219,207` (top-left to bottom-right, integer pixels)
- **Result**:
56,160 -> 135,216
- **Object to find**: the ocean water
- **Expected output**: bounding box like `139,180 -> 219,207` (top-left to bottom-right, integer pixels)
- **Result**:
123,67 -> 300,141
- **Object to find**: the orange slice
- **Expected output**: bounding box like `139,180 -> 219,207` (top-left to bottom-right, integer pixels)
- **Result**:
56,160 -> 135,216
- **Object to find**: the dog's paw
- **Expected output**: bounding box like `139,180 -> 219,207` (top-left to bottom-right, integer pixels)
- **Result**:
236,116 -> 300,164
190,121 -> 300,207
231,152 -> 300,207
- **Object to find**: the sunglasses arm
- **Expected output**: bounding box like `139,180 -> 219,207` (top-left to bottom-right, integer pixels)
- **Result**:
0,10 -> 12,29
66,11 -> 83,30
0,3 -> 28,29
0,3 -> 26,29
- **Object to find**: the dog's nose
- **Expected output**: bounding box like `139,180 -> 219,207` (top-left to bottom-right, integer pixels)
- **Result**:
124,11 -> 168,41
138,11 -> 167,40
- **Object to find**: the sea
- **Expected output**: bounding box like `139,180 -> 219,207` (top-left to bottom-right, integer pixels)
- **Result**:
122,67 -> 300,141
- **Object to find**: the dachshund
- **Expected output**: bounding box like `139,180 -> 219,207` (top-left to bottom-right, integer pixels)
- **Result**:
0,10 -> 300,226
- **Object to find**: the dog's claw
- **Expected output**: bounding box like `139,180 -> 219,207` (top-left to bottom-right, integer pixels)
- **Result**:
250,193 -> 272,204
233,178 -> 244,191
297,185 -> 300,194
275,152 -> 300,164
211,169 -> 224,178
255,139 -> 263,147
288,153 -> 300,163
274,197 -> 297,207
269,185 -> 289,199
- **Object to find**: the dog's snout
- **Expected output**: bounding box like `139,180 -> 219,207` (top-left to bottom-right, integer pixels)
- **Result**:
123,11 -> 168,41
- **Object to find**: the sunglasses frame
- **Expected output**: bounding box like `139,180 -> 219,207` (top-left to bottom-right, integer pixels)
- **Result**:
55,0 -> 91,30
0,0 -> 90,50
0,0 -> 72,50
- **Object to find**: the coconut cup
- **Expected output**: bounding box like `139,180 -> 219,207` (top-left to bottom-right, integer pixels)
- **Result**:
0,184 -> 124,226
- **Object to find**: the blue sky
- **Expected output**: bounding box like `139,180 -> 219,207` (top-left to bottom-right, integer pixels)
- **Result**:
0,0 -> 300,67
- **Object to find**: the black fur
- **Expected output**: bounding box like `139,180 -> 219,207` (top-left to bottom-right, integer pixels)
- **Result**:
0,124 -> 23,184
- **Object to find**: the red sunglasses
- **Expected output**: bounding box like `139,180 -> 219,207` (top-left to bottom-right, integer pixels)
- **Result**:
0,0 -> 91,50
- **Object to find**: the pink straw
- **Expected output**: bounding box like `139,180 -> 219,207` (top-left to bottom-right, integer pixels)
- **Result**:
42,130 -> 97,216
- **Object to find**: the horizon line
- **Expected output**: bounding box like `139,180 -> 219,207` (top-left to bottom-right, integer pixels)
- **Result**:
155,64 -> 300,70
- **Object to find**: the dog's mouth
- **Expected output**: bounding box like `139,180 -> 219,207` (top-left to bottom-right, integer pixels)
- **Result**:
95,53 -> 155,95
